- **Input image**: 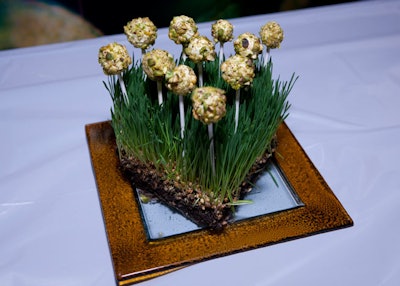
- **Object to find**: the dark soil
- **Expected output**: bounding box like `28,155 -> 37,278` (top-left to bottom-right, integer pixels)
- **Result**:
119,138 -> 276,231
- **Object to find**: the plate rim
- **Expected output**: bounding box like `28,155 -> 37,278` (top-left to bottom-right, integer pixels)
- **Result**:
85,120 -> 353,285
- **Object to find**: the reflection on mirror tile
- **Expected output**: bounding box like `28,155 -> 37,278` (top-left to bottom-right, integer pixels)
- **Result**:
136,159 -> 303,240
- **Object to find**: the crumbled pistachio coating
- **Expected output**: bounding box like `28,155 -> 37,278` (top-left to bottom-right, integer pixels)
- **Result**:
233,32 -> 263,60
124,17 -> 157,50
211,19 -> 234,43
192,86 -> 226,125
221,54 -> 255,90
184,35 -> 216,63
168,15 -> 199,46
142,49 -> 175,81
259,21 -> 284,49
98,42 -> 132,75
165,65 -> 197,96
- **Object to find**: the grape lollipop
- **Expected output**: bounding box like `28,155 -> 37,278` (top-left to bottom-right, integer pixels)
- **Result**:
211,19 -> 234,65
259,21 -> 284,65
184,35 -> 216,87
98,42 -> 132,104
165,64 -> 197,141
192,86 -> 227,175
142,49 -> 175,105
168,15 -> 199,62
221,54 -> 255,132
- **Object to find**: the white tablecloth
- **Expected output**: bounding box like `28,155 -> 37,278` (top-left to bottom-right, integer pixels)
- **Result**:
1,0 -> 399,285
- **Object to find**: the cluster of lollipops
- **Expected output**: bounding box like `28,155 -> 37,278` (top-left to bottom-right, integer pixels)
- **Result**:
98,15 -> 284,173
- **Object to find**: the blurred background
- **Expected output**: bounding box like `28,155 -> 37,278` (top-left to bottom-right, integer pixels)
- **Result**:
0,0 -> 359,50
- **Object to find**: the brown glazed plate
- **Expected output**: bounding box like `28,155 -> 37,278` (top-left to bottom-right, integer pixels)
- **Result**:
85,120 -> 353,285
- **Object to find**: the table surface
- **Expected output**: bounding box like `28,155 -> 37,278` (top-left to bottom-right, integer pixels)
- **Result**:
1,0 -> 399,285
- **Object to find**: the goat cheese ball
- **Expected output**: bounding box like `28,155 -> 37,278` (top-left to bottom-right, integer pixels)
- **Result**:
233,32 -> 263,60
221,54 -> 255,90
98,42 -> 132,75
165,64 -> 197,96
192,86 -> 226,125
211,19 -> 234,44
168,15 -> 199,46
259,21 -> 284,49
123,17 -> 157,50
142,49 -> 175,81
184,35 -> 216,63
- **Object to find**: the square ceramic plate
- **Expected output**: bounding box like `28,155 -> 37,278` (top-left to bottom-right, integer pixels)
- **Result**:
85,120 -> 353,285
